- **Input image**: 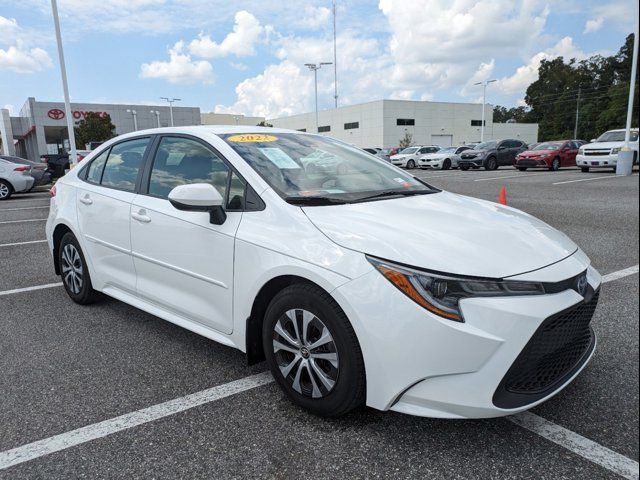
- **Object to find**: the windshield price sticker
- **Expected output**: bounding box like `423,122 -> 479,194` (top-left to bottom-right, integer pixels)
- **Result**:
227,134 -> 278,143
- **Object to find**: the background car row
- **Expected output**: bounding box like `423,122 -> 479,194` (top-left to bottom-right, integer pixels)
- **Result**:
0,155 -> 49,200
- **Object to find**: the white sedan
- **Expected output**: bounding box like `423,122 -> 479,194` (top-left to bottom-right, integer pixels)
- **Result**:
0,157 -> 35,200
390,145 -> 439,169
419,146 -> 472,170
46,126 -> 601,419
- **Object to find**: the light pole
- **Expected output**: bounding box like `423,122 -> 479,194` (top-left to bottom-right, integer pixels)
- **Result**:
51,0 -> 78,167
160,97 -> 181,126
474,79 -> 496,142
150,110 -> 161,128
126,109 -> 138,131
617,16 -> 639,176
332,0 -> 338,108
304,62 -> 332,133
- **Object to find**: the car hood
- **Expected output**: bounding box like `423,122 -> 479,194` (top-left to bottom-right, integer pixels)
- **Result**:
302,191 -> 578,278
390,153 -> 412,159
462,150 -> 487,156
584,141 -> 621,149
422,153 -> 447,159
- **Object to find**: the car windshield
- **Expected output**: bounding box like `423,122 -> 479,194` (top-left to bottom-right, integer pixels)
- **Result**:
442,147 -> 456,152
596,131 -> 639,142
474,141 -> 497,150
533,142 -> 563,150
399,147 -> 419,154
221,133 -> 437,204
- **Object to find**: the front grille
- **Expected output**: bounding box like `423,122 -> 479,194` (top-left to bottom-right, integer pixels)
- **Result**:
493,290 -> 599,409
518,159 -> 544,167
584,150 -> 611,156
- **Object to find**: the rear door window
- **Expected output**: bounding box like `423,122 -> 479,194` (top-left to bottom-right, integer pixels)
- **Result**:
85,149 -> 109,184
101,138 -> 149,192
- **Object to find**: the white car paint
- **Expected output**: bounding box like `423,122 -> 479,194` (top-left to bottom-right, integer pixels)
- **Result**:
418,146 -> 470,169
0,158 -> 35,199
576,128 -> 639,170
46,126 -> 601,419
390,145 -> 439,168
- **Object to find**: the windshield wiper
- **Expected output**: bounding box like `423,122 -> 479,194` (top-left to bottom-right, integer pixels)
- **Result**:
353,189 -> 437,203
286,196 -> 348,206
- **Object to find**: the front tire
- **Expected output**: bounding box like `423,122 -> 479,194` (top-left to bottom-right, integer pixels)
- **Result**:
517,167 -> 528,171
485,157 -> 498,170
442,159 -> 452,170
581,167 -> 590,173
460,164 -> 470,171
550,157 -> 561,171
406,160 -> 415,169
0,180 -> 13,200
59,232 -> 99,304
263,284 -> 366,417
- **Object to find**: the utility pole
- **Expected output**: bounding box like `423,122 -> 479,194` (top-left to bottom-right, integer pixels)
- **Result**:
617,17 -> 639,176
150,110 -> 161,128
304,62 -> 332,133
332,0 -> 338,108
51,0 -> 78,167
160,97 -> 181,126
574,87 -> 581,139
126,109 -> 138,131
474,79 -> 496,142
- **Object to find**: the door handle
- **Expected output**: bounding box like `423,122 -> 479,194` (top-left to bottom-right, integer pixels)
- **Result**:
131,211 -> 151,223
79,195 -> 93,205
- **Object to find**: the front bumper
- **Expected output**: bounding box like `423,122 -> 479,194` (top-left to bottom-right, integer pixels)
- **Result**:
419,159 -> 442,169
576,153 -> 617,168
332,250 -> 601,418
459,157 -> 484,167
516,158 -> 549,168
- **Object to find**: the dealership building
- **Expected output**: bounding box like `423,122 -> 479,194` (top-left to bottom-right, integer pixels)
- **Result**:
269,100 -> 538,148
0,97 -> 201,161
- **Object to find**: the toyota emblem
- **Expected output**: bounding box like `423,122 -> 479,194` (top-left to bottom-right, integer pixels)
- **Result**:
576,274 -> 588,297
48,108 -> 65,120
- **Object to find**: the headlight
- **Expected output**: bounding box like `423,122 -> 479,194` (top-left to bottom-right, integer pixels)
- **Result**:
367,256 -> 545,322
611,147 -> 621,154
578,148 -> 585,155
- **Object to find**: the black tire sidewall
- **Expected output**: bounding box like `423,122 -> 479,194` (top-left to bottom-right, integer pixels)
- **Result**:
59,232 -> 97,304
485,157 -> 498,170
443,159 -> 451,170
262,284 -> 365,416
407,160 -> 415,169
460,164 -> 470,171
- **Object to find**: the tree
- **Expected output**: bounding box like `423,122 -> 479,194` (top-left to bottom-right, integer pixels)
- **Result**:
256,120 -> 273,127
493,105 -> 531,123
398,131 -> 413,148
74,113 -> 116,149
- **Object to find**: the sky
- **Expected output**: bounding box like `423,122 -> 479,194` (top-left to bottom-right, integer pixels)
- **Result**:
0,0 -> 637,119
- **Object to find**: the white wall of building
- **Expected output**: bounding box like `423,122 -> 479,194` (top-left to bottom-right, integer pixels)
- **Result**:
269,100 -> 538,148
201,112 -> 265,126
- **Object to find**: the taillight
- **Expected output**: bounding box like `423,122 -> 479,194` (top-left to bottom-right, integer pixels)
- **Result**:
49,185 -> 57,197
14,166 -> 30,172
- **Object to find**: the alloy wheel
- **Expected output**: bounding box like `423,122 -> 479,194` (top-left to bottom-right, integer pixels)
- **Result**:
272,309 -> 339,399
0,183 -> 9,199
61,244 -> 83,294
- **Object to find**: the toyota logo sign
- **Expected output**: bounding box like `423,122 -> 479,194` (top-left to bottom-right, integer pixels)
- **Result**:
48,109 -> 65,120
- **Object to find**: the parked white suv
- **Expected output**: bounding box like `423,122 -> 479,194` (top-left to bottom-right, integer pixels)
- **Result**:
46,126 -> 601,419
576,129 -> 639,172
390,146 -> 440,169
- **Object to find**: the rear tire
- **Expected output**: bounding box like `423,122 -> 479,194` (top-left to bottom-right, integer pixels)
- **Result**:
0,180 -> 13,200
581,167 -> 590,173
263,284 -> 366,417
485,157 -> 498,170
59,232 -> 99,305
442,159 -> 452,170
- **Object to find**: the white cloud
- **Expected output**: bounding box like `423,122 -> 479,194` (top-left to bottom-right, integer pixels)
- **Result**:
140,41 -> 214,84
495,37 -> 588,95
0,16 -> 52,74
298,6 -> 332,29
0,16 -> 19,41
188,11 -> 263,58
3,104 -> 17,115
584,16 -> 604,33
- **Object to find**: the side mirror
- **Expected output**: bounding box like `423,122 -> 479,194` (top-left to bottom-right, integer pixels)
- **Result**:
168,183 -> 227,225
590,139 -> 596,143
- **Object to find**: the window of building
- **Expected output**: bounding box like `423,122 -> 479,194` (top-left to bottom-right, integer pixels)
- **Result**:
318,125 -> 331,132
471,120 -> 486,126
100,138 -> 149,192
396,119 -> 415,126
297,128 -> 307,132
148,136 -> 230,200
344,122 -> 359,130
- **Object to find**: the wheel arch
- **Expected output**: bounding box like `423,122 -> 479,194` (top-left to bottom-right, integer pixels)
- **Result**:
52,223 -> 74,275
245,275 -> 335,365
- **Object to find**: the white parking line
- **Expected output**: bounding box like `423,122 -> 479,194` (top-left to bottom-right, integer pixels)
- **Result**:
0,264 -> 637,471
0,218 -> 47,225
474,172 -> 553,182
0,239 -> 48,248
602,265 -> 639,283
0,283 -> 62,296
509,412 -> 639,480
553,175 -> 620,185
0,372 -> 274,470
0,206 -> 49,211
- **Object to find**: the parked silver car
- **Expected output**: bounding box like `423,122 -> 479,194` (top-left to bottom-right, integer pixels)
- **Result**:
0,157 -> 35,200
1,155 -> 51,187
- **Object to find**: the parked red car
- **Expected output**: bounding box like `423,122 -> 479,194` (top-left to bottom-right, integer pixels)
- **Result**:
515,140 -> 584,171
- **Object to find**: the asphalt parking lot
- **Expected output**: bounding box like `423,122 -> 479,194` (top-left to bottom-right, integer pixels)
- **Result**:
1,167 -> 638,479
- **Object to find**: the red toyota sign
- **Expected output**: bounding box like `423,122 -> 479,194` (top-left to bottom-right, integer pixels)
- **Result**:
48,108 -> 65,120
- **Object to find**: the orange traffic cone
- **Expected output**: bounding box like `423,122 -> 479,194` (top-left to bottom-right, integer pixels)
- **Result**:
498,186 -> 507,205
